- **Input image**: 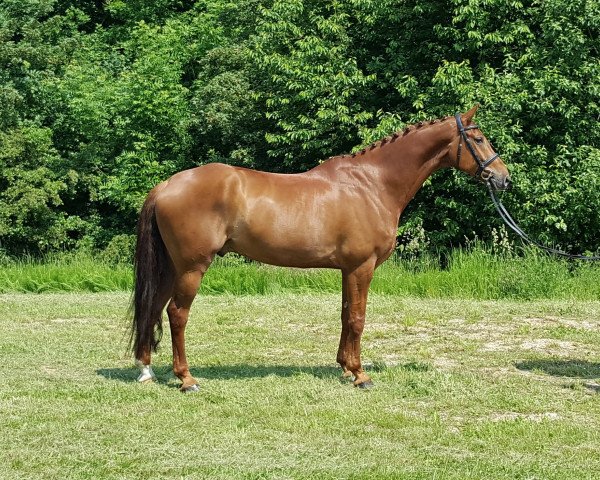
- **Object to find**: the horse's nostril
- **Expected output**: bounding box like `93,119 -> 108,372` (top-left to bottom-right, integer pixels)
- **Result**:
504,176 -> 512,189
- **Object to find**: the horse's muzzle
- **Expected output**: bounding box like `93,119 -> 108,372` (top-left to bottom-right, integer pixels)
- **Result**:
489,175 -> 512,191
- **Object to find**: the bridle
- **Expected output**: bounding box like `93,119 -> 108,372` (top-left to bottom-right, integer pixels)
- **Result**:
455,113 -> 499,180
454,113 -> 600,260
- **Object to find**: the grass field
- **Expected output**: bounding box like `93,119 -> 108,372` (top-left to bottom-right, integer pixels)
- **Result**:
1,292 -> 599,479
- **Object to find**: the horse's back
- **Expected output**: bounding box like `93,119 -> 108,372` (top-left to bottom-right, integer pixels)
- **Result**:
155,162 -> 327,215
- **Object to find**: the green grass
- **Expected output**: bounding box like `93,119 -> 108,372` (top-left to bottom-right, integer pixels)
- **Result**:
1,248 -> 600,299
0,254 -> 132,293
1,293 -> 600,479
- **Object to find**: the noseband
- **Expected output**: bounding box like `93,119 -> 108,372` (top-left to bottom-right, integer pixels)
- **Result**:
455,113 -> 499,179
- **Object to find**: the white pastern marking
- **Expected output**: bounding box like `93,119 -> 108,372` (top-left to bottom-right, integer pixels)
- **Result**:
136,361 -> 156,383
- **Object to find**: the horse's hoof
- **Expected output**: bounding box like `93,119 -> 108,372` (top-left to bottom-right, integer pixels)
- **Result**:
181,384 -> 200,393
138,376 -> 155,384
341,372 -> 356,383
356,380 -> 374,389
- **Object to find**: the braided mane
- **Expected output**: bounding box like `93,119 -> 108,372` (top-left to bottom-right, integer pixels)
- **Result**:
323,115 -> 454,163
354,115 -> 454,157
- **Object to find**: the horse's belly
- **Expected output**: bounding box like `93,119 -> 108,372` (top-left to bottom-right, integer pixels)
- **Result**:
226,231 -> 337,268
225,216 -> 391,269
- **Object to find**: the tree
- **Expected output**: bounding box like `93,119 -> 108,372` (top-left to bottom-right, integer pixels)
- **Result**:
0,0 -> 86,253
252,0 -> 374,171
1,0 -> 598,255
347,0 -> 600,251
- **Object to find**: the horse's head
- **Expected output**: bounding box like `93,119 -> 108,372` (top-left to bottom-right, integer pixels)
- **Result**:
450,105 -> 512,191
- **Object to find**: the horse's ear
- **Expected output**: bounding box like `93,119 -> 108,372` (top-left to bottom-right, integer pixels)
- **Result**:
462,104 -> 479,125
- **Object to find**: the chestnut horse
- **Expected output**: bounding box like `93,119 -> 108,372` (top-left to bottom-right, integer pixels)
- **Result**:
131,105 -> 511,391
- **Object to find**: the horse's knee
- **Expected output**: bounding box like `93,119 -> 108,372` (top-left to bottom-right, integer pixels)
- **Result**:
348,314 -> 365,335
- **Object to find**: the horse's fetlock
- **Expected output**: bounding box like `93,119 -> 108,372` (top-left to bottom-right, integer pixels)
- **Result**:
173,365 -> 189,379
136,361 -> 156,383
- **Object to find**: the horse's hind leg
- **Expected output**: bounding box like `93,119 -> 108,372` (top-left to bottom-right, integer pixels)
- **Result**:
167,267 -> 205,392
136,278 -> 174,384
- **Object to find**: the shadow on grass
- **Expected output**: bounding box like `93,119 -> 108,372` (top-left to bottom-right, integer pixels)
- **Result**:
97,364 -> 342,386
515,359 -> 600,379
97,361 -> 431,388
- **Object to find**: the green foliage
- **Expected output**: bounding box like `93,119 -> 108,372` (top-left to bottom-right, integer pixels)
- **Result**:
0,0 -> 87,253
188,44 -> 267,168
0,125 -> 73,253
100,234 -> 136,266
349,0 -> 600,251
0,0 -> 598,255
252,0 -> 374,170
56,10 -> 223,215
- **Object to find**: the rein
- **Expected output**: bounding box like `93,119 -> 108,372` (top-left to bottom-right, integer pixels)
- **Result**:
486,181 -> 600,261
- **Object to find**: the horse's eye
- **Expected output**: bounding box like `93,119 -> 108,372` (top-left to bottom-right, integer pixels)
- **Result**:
474,136 -> 484,144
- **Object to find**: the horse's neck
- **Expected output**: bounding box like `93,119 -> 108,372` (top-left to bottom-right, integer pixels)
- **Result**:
312,121 -> 453,215
373,122 -> 453,212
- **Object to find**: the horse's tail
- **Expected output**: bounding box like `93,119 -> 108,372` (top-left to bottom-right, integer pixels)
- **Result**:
130,186 -> 172,358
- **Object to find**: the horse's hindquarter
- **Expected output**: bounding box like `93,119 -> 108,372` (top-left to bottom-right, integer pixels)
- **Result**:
153,164 -> 243,269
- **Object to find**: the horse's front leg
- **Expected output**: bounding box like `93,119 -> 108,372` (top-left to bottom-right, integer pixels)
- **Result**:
336,272 -> 354,380
337,273 -> 354,381
338,260 -> 375,388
